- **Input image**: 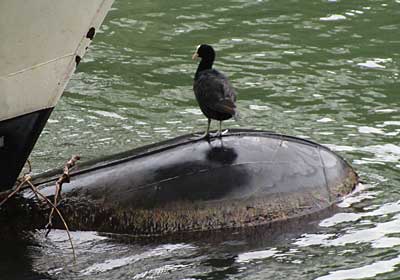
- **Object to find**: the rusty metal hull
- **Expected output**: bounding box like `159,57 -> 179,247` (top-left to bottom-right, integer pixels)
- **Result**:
28,129 -> 358,236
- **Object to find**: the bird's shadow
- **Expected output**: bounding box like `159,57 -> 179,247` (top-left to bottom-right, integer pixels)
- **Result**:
206,138 -> 238,165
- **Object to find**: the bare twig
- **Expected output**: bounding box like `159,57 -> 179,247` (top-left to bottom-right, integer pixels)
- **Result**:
0,176 -> 30,208
25,179 -> 77,262
24,159 -> 32,176
46,155 -> 80,234
0,156 -> 80,262
13,159 -> 32,188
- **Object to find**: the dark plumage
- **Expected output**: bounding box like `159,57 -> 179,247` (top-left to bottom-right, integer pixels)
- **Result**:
192,44 -> 238,138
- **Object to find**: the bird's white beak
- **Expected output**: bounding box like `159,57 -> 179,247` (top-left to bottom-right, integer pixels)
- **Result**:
192,52 -> 199,60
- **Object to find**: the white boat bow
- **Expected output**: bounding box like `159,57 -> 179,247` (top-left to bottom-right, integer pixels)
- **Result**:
0,0 -> 114,190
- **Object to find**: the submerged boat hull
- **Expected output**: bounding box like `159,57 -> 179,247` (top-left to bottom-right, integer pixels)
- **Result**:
27,130 -> 358,236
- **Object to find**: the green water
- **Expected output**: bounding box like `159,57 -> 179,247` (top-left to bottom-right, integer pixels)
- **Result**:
13,0 -> 400,279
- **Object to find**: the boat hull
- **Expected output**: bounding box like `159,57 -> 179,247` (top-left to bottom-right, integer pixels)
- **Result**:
27,130 -> 358,236
0,108 -> 52,189
0,0 -> 114,190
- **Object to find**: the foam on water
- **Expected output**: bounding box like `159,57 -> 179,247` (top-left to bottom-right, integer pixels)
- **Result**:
315,255 -> 400,280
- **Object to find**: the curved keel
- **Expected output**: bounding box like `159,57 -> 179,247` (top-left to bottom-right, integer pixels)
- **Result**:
21,130 -> 358,236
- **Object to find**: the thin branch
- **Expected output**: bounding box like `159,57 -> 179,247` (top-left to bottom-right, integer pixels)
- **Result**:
25,159 -> 32,176
26,180 -> 76,263
0,156 -> 80,263
46,155 -> 80,234
0,176 -> 30,208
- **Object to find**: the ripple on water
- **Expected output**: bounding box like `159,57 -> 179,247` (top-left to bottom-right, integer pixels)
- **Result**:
361,144 -> 400,163
327,142 -> 400,166
358,126 -> 385,135
236,248 -> 280,263
109,18 -> 150,31
321,200 -> 400,227
319,14 -> 346,21
291,177 -> 400,278
314,255 -> 400,280
79,243 -> 196,276
357,61 -> 385,69
89,110 -> 128,120
374,108 -> 398,113
316,117 -> 334,123
295,213 -> 400,249
173,22 -> 216,34
132,264 -> 190,279
249,104 -> 271,111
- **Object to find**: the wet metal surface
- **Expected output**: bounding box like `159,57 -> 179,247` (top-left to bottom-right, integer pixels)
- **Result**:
27,130 -> 358,236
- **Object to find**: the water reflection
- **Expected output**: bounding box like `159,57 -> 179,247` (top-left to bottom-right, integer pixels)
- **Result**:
0,237 -> 49,280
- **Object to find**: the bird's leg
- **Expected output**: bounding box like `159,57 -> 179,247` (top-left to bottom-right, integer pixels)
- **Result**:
211,121 -> 222,137
209,121 -> 229,138
206,118 -> 211,136
191,119 -> 211,140
213,121 -> 228,137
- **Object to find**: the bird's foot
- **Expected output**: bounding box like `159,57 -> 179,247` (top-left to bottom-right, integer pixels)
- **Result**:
209,131 -> 219,138
210,129 -> 229,138
190,132 -> 211,141
190,129 -> 229,140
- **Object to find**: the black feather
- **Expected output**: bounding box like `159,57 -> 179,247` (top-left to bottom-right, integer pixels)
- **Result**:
193,45 -> 238,122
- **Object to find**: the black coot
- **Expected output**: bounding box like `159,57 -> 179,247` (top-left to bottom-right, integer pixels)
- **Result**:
192,44 -> 238,138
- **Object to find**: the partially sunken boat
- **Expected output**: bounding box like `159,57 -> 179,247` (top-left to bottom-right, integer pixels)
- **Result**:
19,130 -> 357,236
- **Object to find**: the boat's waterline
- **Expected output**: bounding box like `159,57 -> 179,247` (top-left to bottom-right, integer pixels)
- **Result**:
14,130 -> 358,236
